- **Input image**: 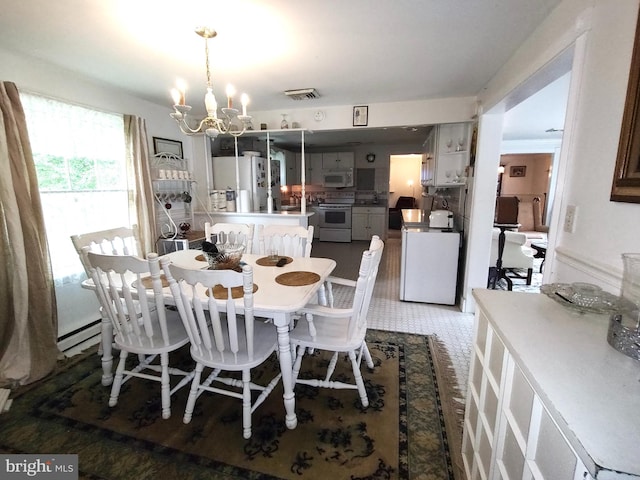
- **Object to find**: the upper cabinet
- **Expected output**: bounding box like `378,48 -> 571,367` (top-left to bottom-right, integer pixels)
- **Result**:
421,122 -> 471,188
293,152 -> 323,185
321,152 -> 355,169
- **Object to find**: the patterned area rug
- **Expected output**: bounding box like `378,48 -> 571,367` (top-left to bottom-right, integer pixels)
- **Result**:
0,330 -> 458,480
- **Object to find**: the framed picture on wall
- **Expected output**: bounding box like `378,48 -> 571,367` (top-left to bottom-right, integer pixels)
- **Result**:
611,8 -> 640,202
353,106 -> 368,126
510,165 -> 526,177
153,137 -> 183,157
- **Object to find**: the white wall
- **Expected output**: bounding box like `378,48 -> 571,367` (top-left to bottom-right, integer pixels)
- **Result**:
475,0 -> 640,295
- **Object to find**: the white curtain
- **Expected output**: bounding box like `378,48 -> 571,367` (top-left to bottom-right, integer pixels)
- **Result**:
124,115 -> 156,255
20,93 -> 129,287
0,82 -> 59,387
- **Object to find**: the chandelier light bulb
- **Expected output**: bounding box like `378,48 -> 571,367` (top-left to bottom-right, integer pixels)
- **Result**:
226,84 -> 236,109
175,79 -> 187,105
241,93 -> 249,116
170,88 -> 181,106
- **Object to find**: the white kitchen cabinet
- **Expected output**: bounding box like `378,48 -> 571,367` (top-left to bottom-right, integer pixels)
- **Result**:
352,206 -> 385,240
421,122 -> 471,188
294,153 -> 323,185
463,290 -> 640,480
322,152 -> 355,169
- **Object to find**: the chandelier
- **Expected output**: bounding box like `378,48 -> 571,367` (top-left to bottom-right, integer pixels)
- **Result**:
169,27 -> 252,138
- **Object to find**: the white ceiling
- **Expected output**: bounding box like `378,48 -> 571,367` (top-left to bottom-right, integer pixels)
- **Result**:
0,0 -> 567,147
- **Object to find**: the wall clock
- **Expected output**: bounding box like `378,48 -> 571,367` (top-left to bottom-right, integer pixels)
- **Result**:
314,111 -> 325,122
366,153 -> 376,163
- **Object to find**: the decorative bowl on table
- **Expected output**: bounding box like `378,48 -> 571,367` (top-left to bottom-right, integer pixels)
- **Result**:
202,244 -> 245,270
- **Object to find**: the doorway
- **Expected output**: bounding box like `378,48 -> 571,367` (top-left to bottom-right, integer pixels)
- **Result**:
389,154 -> 422,209
460,44 -> 578,313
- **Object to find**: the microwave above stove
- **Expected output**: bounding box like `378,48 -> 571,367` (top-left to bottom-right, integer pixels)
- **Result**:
322,168 -> 354,188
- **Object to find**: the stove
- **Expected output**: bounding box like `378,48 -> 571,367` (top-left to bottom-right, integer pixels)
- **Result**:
317,192 -> 355,242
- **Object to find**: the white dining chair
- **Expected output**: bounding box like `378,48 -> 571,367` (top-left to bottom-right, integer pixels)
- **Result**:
71,225 -> 143,385
71,225 -> 142,276
161,258 -> 282,439
86,250 -> 194,419
256,224 -> 314,258
204,222 -> 255,253
289,235 -> 384,407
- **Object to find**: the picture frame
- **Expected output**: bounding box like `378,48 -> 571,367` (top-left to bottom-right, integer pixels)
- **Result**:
509,165 -> 526,177
611,9 -> 640,203
353,106 -> 368,127
153,137 -> 183,158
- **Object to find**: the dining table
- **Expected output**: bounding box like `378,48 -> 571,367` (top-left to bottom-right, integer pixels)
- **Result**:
83,249 -> 336,431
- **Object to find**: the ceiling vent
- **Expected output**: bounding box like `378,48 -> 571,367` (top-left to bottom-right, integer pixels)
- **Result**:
284,88 -> 320,100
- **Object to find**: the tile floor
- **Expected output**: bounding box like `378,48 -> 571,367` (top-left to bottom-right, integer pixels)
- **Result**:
312,233 -> 544,394
311,233 -> 475,394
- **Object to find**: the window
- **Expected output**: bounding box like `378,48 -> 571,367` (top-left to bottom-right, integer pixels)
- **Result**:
20,93 -> 129,285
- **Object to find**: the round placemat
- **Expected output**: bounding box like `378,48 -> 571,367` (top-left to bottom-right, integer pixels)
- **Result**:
206,284 -> 259,300
275,271 -> 321,286
255,256 -> 293,267
137,274 -> 169,289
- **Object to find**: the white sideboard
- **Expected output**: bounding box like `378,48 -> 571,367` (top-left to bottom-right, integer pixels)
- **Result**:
463,289 -> 640,480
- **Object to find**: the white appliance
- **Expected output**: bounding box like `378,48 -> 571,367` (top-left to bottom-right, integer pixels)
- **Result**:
400,227 -> 460,304
428,209 -> 454,229
212,153 -> 281,212
322,168 -> 354,188
317,191 -> 355,242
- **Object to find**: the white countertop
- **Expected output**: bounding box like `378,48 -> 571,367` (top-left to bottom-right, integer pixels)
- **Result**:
401,209 -> 429,227
195,210 -> 314,217
473,289 -> 640,479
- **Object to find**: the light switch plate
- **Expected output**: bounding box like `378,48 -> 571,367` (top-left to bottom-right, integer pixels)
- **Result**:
564,204 -> 577,233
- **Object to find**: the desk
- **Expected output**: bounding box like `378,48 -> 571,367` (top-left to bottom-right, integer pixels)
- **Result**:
488,223 -> 520,290
84,250 -> 336,431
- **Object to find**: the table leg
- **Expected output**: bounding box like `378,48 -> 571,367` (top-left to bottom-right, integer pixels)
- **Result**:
273,313 -> 297,430
100,313 -> 114,386
492,226 -> 513,291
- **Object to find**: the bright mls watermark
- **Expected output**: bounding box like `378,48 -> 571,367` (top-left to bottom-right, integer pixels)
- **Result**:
1,454 -> 78,479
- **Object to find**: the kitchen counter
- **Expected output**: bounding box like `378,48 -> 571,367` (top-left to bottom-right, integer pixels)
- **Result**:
465,290 -> 640,479
401,209 -> 429,227
194,210 -> 315,230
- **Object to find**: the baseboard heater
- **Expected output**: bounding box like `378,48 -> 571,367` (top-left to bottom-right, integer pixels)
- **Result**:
57,319 -> 101,353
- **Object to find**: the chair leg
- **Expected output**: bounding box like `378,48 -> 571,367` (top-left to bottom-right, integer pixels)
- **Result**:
348,350 -> 368,408
242,369 -> 252,439
362,342 -> 374,369
160,352 -> 171,419
324,352 -> 339,382
183,363 -> 204,424
292,345 -> 306,384
109,350 -> 128,407
526,268 -> 533,285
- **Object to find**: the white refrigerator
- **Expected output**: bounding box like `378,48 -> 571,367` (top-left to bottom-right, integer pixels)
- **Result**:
400,227 -> 460,304
212,155 -> 281,212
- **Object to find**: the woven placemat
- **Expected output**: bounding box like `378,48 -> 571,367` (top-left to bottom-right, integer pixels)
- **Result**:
136,274 -> 169,289
255,256 -> 293,267
275,271 -> 321,286
205,284 -> 259,299
195,253 -> 206,261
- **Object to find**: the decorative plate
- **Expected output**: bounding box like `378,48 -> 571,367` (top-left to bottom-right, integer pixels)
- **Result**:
540,282 -> 621,314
